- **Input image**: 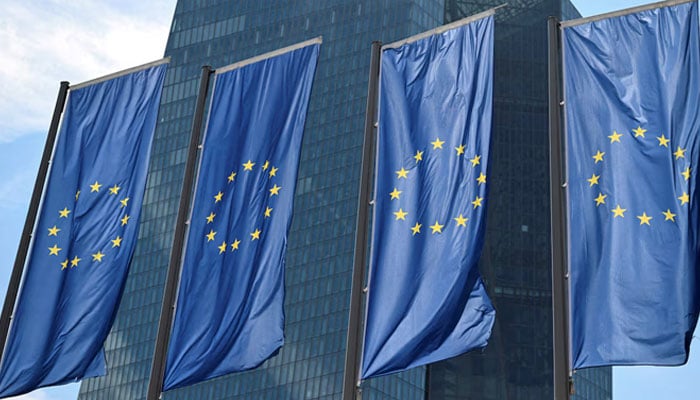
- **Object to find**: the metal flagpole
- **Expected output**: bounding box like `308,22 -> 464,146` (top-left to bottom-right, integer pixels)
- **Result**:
0,81 -> 70,363
342,41 -> 382,400
548,16 -> 572,400
147,65 -> 213,400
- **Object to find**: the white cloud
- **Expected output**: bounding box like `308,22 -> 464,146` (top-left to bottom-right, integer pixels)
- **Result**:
0,0 -> 176,143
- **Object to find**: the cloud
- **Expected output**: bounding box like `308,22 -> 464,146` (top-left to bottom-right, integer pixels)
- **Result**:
0,0 -> 176,143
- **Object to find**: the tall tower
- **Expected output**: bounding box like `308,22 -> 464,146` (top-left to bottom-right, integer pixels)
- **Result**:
77,0 -> 612,399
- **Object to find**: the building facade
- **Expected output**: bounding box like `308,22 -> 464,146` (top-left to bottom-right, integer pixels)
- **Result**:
77,0 -> 611,399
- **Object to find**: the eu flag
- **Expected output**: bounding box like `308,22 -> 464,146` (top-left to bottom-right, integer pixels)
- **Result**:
361,15 -> 496,379
0,62 -> 166,397
564,1 -> 700,369
163,41 -> 319,390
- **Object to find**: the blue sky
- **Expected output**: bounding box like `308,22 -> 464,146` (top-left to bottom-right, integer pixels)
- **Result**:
0,0 -> 696,399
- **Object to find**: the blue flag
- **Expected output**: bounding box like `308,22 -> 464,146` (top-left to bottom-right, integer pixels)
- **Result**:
0,63 -> 166,397
163,41 -> 319,391
361,16 -> 496,379
564,1 -> 700,369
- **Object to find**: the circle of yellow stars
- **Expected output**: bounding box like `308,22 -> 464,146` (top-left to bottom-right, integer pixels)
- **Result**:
586,126 -> 690,226
204,159 -> 280,255
389,136 -> 487,236
47,180 -> 131,270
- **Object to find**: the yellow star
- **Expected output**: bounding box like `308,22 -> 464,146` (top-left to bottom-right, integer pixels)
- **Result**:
633,126 -> 646,137
663,209 -> 676,222
60,259 -> 69,270
121,215 -> 130,226
59,207 -> 71,218
587,173 -> 600,187
262,160 -> 270,170
265,207 -> 273,218
611,204 -> 626,218
431,137 -> 445,149
657,134 -> 670,147
454,214 -> 468,227
637,212 -> 652,226
92,251 -> 105,262
48,225 -> 60,236
472,196 -> 483,209
111,236 -> 122,247
214,191 -> 223,202
683,166 -> 691,181
608,131 -> 622,143
109,185 -> 120,195
470,155 -> 481,167
477,172 -> 487,185
269,166 -> 278,177
227,171 -> 237,182
455,144 -> 466,156
218,241 -> 227,254
251,229 -> 261,240
48,244 -> 61,256
206,212 -> 216,223
430,221 -> 444,234
396,168 -> 409,179
75,190 -> 80,200
243,160 -> 255,171
594,193 -> 607,206
206,230 -> 216,241
411,222 -> 421,235
120,197 -> 129,208
269,184 -> 281,196
390,188 -> 402,200
414,150 -> 423,163
674,146 -> 686,160
70,256 -> 81,267
592,150 -> 605,163
679,192 -> 690,205
393,208 -> 408,221
90,181 -> 102,192
231,239 -> 241,251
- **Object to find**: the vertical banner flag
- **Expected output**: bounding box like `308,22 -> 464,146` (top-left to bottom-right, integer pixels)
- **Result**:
361,14 -> 496,379
163,40 -> 320,391
0,62 -> 167,397
564,0 -> 700,369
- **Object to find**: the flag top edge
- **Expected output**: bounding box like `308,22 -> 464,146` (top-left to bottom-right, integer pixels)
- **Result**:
381,4 -> 503,50
560,0 -> 695,28
215,37 -> 322,75
71,57 -> 170,90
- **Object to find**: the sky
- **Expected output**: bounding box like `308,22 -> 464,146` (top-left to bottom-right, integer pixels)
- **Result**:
0,0 -> 696,399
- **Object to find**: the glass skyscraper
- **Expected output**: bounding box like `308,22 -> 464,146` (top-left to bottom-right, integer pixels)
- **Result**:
76,0 -> 611,399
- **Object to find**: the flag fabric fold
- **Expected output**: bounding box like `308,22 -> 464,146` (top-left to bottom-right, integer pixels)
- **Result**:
564,1 -> 700,369
0,63 -> 167,398
361,16 -> 496,379
163,42 -> 319,391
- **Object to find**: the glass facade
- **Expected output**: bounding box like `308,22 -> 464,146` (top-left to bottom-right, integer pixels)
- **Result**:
427,1 -> 611,400
77,0 -> 612,399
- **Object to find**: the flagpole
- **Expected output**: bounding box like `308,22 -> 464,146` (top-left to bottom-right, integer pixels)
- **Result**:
147,65 -> 213,400
342,41 -> 382,400
548,16 -> 572,400
0,81 -> 70,363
